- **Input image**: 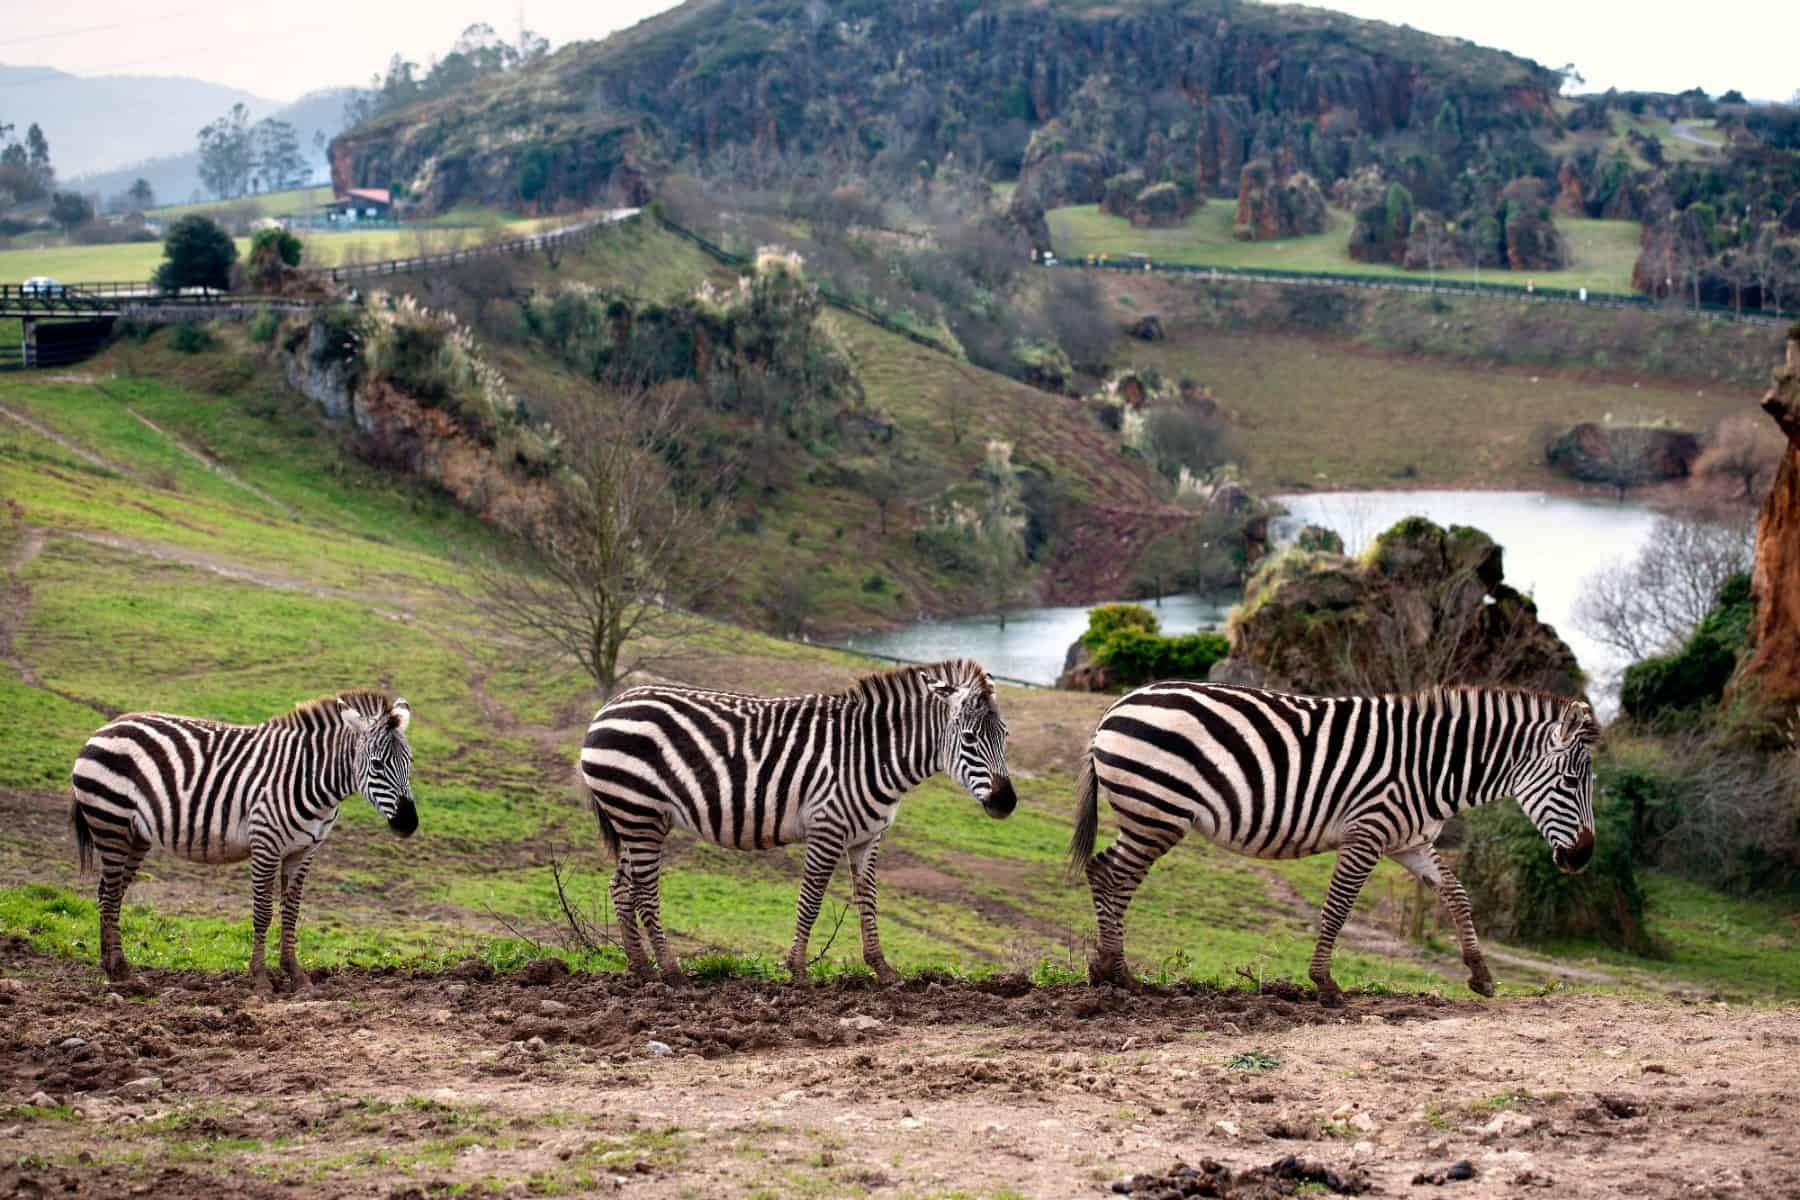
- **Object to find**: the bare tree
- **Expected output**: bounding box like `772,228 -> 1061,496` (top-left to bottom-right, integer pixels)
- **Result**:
473,386 -> 735,697
1576,512 -> 1755,662
1696,413 -> 1786,500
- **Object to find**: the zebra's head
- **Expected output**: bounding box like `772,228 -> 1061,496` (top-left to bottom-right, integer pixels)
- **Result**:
340,697 -> 418,837
925,666 -> 1015,818
1514,700 -> 1599,874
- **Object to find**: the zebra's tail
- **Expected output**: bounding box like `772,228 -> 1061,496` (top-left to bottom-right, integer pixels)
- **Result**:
1067,746 -> 1100,879
591,796 -> 621,861
70,792 -> 95,873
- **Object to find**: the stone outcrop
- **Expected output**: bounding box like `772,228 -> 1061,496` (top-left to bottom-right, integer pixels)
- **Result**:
1210,518 -> 1583,696
1733,330 -> 1800,709
1500,179 -> 1570,271
1553,160 -> 1586,218
1131,181 -> 1189,227
1232,161 -> 1327,241
1545,423 -> 1701,488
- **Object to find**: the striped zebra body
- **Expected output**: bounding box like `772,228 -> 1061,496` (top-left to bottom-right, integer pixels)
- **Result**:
580,659 -> 1014,984
69,690 -> 418,992
1070,682 -> 1598,1002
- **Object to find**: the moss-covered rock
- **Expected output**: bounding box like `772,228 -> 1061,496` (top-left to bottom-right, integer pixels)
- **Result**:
1217,517 -> 1583,695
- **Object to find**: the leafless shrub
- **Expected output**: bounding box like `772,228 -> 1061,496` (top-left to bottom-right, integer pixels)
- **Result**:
1696,413 -> 1787,501
1577,512 -> 1755,663
470,383 -> 737,697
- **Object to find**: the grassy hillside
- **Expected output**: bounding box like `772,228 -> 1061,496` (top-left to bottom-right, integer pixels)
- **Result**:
1048,204 -> 1644,295
0,215 -> 565,284
1116,326 -> 1755,491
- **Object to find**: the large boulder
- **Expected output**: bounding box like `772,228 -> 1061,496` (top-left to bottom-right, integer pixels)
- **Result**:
1213,518 -> 1584,696
1131,181 -> 1190,228
1232,160 -> 1327,241
1546,422 -> 1701,489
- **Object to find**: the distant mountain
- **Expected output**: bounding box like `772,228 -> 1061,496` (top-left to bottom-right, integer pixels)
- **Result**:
71,88 -> 357,207
330,0 -> 1559,213
0,64 -> 276,180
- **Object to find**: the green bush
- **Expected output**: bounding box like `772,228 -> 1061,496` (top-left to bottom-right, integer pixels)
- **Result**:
153,214 -> 237,293
1080,603 -> 1161,649
1094,627 -> 1230,686
247,307 -> 278,344
1456,792 -> 1657,956
169,322 -> 216,354
1620,574 -> 1752,723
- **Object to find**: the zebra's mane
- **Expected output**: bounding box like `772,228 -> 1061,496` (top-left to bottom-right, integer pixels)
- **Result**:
269,690 -> 394,729
847,658 -> 993,702
1412,686 -> 1598,743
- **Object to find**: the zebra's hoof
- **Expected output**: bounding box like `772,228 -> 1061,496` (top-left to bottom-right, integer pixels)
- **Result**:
1086,959 -> 1132,989
659,968 -> 687,987
873,968 -> 902,988
1467,973 -> 1496,998
286,970 -> 314,996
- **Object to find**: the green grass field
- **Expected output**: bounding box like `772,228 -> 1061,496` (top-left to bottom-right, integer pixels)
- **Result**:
0,216 -> 567,284
0,227 -> 1790,1000
1048,203 -> 1644,295
147,185 -> 336,221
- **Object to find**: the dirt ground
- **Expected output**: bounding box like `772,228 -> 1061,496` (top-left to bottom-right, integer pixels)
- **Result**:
2,942 -> 1795,1199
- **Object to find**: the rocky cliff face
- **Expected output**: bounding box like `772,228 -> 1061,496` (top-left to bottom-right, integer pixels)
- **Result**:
1736,330 -> 1800,708
331,0 -> 1557,215
1213,517 -> 1583,696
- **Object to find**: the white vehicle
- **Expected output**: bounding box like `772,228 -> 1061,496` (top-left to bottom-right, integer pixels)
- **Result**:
20,276 -> 65,296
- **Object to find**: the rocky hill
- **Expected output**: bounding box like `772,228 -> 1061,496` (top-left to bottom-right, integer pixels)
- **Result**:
329,0 -> 1558,215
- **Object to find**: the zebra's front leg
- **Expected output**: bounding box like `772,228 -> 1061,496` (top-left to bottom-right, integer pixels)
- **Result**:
278,849 -> 319,995
1310,831 -> 1384,1007
247,841 -> 282,997
848,836 -> 900,986
785,833 -> 845,984
1391,844 -> 1494,998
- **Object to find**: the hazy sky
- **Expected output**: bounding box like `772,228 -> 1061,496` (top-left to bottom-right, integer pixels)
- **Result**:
4,0 -> 1795,104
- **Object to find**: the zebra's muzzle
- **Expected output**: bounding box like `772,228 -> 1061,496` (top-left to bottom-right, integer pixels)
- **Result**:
1553,826 -> 1594,874
389,801 -> 419,838
983,777 -> 1017,818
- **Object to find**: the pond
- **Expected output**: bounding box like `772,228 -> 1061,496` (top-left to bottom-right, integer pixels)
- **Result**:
833,593 -> 1236,687
837,490 -> 1658,689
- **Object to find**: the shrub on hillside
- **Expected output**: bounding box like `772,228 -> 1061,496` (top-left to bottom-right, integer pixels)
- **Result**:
1077,604 -> 1229,688
1619,573 -> 1752,723
1456,791 -> 1656,956
169,322 -> 217,354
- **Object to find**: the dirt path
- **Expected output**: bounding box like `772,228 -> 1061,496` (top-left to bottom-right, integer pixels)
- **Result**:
1,943 -> 1793,1199
0,519 -> 117,718
122,407 -> 298,518
0,403 -> 132,478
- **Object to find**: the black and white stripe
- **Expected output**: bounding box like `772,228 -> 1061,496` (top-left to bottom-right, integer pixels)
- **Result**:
580,659 -> 1015,984
69,690 -> 418,992
1069,683 -> 1598,1002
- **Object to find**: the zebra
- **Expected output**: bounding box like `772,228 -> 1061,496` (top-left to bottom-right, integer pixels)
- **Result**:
69,690 -> 418,994
1068,682 -> 1598,1004
579,659 -> 1015,985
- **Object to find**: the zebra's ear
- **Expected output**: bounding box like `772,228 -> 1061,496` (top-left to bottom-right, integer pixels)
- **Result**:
389,698 -> 412,733
337,702 -> 375,735
923,673 -> 957,700
1554,701 -> 1597,749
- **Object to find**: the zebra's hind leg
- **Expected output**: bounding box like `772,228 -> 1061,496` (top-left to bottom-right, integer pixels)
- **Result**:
248,840 -> 283,997
1309,830 -> 1384,1007
97,833 -> 151,984
1084,833 -> 1167,988
848,836 -> 900,986
609,866 -> 653,981
622,834 -> 683,985
1391,845 -> 1494,998
785,832 -> 846,984
278,849 -> 319,995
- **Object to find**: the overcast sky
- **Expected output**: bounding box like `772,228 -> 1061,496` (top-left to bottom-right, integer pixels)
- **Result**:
3,0 -> 1795,104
